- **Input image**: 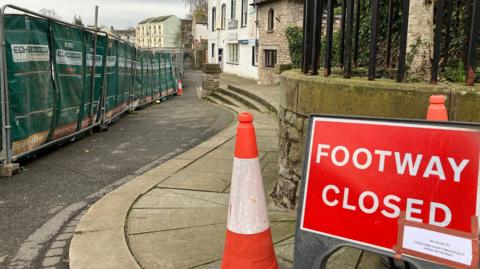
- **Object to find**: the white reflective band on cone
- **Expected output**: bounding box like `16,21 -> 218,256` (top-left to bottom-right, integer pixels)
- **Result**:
227,157 -> 269,234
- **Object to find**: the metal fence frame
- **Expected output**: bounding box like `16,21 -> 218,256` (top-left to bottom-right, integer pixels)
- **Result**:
302,0 -> 480,86
0,4 -> 183,166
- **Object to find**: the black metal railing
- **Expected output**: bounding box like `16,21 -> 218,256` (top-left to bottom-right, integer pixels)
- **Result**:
302,0 -> 480,86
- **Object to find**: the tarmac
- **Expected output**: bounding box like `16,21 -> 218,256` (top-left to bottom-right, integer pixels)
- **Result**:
69,73 -> 297,269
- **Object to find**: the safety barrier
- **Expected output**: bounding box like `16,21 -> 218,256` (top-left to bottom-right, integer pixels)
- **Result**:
0,4 -> 183,167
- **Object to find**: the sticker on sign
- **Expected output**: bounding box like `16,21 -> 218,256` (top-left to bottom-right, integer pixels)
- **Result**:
298,116 -> 480,266
402,225 -> 472,265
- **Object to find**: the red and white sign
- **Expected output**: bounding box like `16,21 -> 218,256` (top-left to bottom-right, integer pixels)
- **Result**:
300,117 -> 480,255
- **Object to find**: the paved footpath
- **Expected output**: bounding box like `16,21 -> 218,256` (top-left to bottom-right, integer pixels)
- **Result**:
69,74 -> 297,268
0,62 -> 233,269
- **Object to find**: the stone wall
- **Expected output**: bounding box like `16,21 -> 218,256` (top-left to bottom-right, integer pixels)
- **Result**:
273,70 -> 480,209
257,0 -> 303,85
202,64 -> 221,98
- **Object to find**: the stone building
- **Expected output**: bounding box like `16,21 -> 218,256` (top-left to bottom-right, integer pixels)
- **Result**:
110,29 -> 136,44
192,20 -> 209,69
253,0 -> 303,85
207,0 -> 259,80
135,15 -> 181,48
181,19 -> 193,49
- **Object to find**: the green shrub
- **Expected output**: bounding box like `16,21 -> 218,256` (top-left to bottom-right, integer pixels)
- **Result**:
285,26 -> 303,68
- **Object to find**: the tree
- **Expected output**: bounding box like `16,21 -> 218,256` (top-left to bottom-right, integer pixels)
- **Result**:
405,0 -> 434,81
73,15 -> 84,26
38,8 -> 61,20
184,0 -> 208,22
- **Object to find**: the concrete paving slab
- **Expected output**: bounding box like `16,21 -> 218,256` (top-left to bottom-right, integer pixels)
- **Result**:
128,223 -> 226,269
132,189 -> 229,209
174,146 -> 215,160
127,207 -> 227,235
325,247 -> 363,269
194,261 -> 222,269
187,158 -> 233,174
270,221 -> 296,244
262,151 -> 280,163
203,149 -> 235,160
157,169 -> 231,192
142,159 -> 193,177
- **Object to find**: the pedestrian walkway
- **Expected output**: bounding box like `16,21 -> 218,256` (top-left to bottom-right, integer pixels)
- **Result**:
69,73 -> 296,268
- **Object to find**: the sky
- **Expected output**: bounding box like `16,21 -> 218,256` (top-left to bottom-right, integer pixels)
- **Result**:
3,0 -> 188,29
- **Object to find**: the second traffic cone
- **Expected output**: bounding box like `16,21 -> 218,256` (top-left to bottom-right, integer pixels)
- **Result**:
426,95 -> 448,121
177,79 -> 184,95
221,112 -> 279,269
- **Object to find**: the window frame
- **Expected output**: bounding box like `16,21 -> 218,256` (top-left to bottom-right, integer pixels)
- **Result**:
221,4 -> 226,30
267,8 -> 274,32
228,43 -> 239,64
231,0 -> 236,19
264,49 -> 277,68
211,7 -> 216,32
241,0 -> 247,27
252,46 -> 258,66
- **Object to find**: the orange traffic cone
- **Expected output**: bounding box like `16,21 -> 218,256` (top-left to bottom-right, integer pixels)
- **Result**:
177,79 -> 184,95
426,95 -> 448,121
221,112 -> 279,269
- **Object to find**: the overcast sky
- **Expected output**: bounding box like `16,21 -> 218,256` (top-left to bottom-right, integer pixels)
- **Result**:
5,0 -> 188,29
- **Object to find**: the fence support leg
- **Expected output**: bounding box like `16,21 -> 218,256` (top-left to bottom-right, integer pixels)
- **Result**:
0,8 -> 19,176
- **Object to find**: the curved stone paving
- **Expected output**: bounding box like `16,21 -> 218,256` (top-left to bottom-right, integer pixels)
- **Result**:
125,112 -> 297,269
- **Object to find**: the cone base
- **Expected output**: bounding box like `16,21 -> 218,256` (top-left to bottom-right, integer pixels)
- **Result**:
221,228 -> 279,269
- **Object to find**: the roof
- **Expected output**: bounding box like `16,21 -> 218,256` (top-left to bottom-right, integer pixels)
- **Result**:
252,0 -> 302,6
138,15 -> 173,25
111,29 -> 135,35
252,0 -> 278,6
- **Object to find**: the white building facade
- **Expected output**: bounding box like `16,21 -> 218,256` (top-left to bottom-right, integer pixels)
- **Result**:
136,15 -> 181,48
208,0 -> 259,80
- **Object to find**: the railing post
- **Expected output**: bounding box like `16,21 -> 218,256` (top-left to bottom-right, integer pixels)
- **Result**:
343,0 -> 354,78
368,0 -> 380,80
353,0 -> 361,67
340,0 -> 346,68
302,0 -> 314,74
386,0 -> 394,70
431,0 -> 445,84
467,0 -> 480,86
443,0 -> 452,65
0,7 -> 11,165
397,0 -> 410,82
324,0 -> 334,77
310,0 -> 324,75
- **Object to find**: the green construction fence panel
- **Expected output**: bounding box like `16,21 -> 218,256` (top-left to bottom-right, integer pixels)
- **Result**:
166,53 -> 174,95
159,53 -> 167,98
81,32 -> 107,129
51,22 -> 85,140
149,52 -> 155,100
116,42 -> 127,111
152,53 -> 160,100
124,45 -> 133,107
4,15 -> 54,156
105,39 -> 118,120
132,49 -> 142,107
143,51 -> 148,102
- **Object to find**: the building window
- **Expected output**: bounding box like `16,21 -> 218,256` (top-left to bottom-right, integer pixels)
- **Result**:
241,0 -> 247,27
228,43 -> 239,64
267,8 -> 274,32
221,4 -> 226,30
212,43 -> 215,58
264,50 -> 277,68
231,0 -> 236,19
252,46 -> 258,66
211,7 -> 216,32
